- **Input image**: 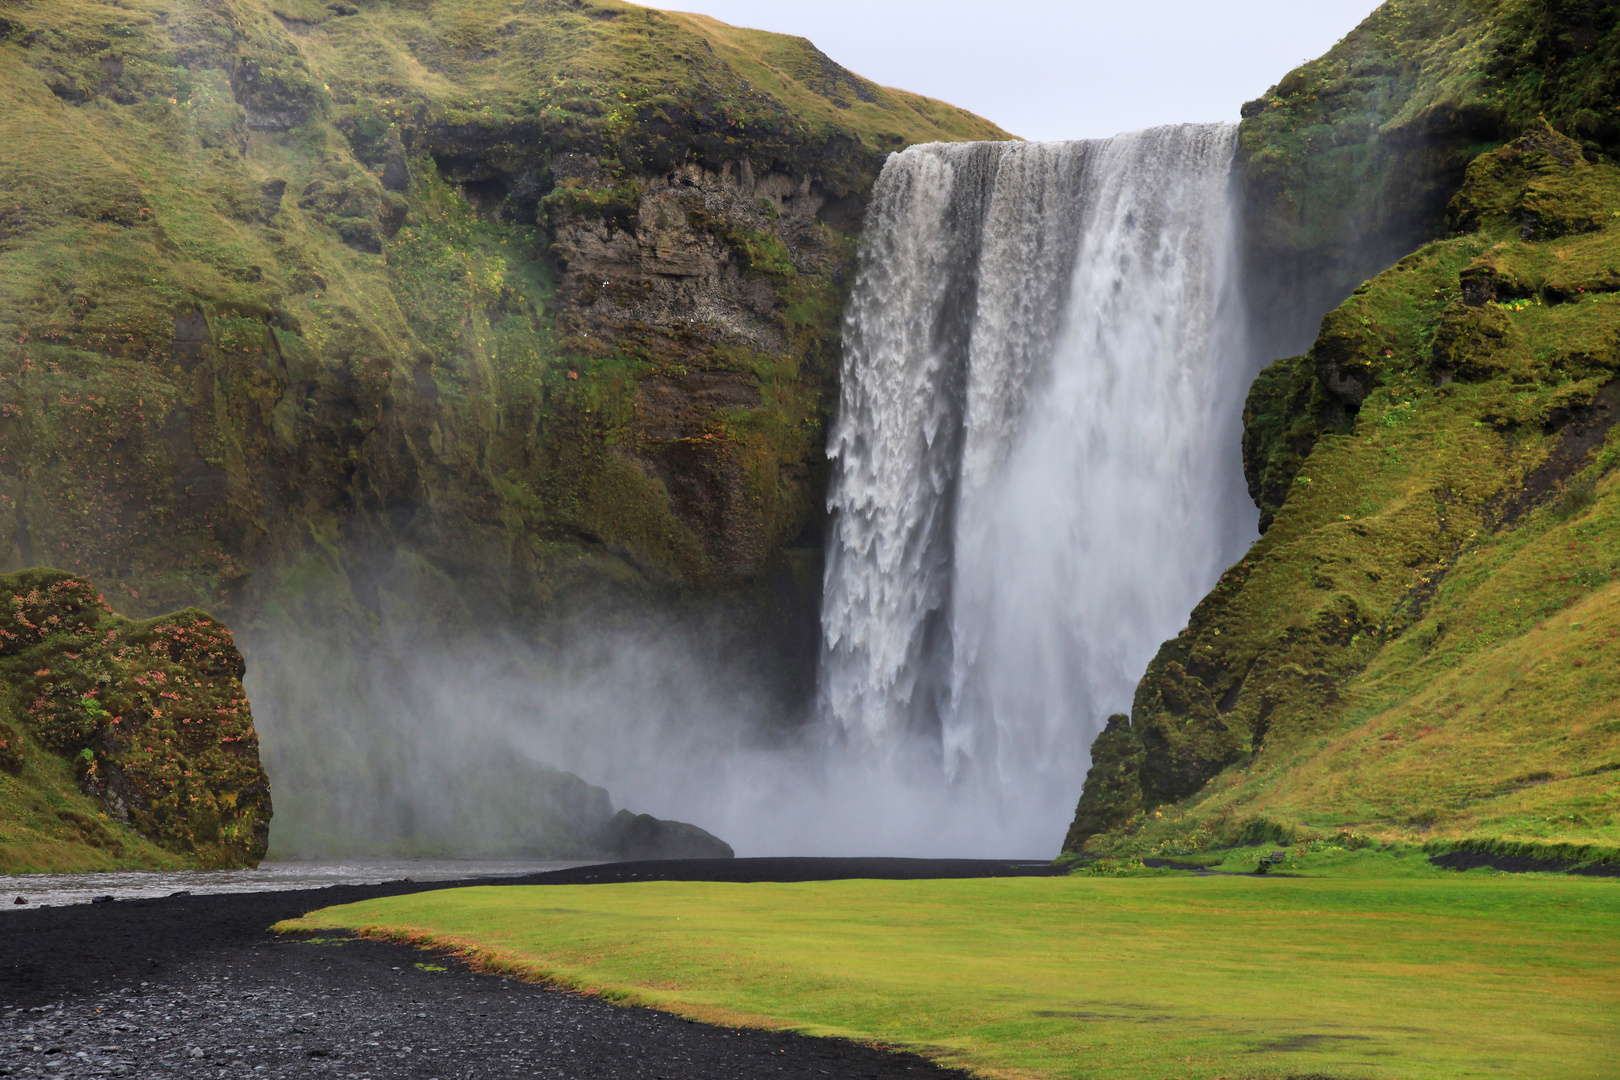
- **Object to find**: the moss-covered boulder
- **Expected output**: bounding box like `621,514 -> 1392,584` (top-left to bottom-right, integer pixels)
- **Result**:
0,569 -> 270,867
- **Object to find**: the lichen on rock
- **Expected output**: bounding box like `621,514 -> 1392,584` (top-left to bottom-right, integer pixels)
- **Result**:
0,568 -> 270,867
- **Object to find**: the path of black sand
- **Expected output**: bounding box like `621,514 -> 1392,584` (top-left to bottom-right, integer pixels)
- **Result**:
0,858 -> 1062,1079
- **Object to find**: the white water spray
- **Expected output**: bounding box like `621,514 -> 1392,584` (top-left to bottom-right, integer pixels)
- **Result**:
253,126 -> 1258,861
820,125 -> 1255,850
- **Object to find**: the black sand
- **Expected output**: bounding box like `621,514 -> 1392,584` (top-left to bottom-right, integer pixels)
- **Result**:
0,858 -> 1062,1078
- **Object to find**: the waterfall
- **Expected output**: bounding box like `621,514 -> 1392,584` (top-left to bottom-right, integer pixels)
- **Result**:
821,125 -> 1255,840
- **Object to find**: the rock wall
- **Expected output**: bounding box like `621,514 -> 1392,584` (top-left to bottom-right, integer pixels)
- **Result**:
0,0 -> 1008,620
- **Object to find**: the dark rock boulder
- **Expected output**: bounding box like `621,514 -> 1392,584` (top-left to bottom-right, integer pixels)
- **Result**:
594,809 -> 734,861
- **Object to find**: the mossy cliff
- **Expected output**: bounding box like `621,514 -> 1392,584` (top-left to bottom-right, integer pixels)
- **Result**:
1238,0 -> 1620,357
1068,0 -> 1620,858
0,0 -> 1008,855
0,0 -> 1005,625
1066,118 -> 1620,857
0,569 -> 269,872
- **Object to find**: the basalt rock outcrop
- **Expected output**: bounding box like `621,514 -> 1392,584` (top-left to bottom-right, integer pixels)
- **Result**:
594,808 -> 734,861
0,569 -> 270,869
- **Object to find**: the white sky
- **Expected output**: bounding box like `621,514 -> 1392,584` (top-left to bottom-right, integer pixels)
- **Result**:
659,1 -> 1382,141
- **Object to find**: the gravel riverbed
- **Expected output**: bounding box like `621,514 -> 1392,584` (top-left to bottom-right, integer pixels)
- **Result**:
1,858 -> 1059,1079
1,935 -> 960,1079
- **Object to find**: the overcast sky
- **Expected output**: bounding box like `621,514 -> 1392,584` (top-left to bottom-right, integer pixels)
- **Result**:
660,1 -> 1383,141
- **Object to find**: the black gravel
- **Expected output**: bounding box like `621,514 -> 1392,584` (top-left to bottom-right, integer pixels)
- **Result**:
0,858 -> 1061,1079
1428,850 -> 1620,877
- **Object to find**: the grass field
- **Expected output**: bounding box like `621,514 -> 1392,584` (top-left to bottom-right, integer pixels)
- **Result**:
283,858 -> 1620,1080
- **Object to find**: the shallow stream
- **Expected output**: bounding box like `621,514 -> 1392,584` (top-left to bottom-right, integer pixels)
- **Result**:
0,858 -> 598,909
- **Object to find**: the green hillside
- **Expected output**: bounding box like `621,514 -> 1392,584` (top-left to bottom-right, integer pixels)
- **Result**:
1066,0 -> 1620,862
1239,0 -> 1620,355
0,0 -> 1013,863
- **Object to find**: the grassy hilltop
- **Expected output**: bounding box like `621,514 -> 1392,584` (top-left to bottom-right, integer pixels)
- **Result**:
1068,0 -> 1620,862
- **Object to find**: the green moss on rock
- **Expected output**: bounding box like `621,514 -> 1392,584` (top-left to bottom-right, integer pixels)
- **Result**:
1239,0 -> 1620,357
1061,714 -> 1144,851
0,568 -> 270,867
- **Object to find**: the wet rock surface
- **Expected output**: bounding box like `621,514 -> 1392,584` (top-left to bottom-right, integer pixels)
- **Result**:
0,859 -> 1062,1078
591,811 -> 734,861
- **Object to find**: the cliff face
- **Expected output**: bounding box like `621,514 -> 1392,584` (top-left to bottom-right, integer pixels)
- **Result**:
1067,0 -> 1620,857
0,0 -> 1006,622
1239,0 -> 1620,360
0,0 -> 1010,856
0,569 -> 269,871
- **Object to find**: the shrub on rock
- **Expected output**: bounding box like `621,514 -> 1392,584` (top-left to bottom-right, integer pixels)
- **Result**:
0,568 -> 271,867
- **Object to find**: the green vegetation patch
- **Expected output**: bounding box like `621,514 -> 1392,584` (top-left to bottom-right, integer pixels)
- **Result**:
284,874 -> 1620,1080
0,568 -> 269,870
0,730 -> 184,874
0,0 -> 1009,625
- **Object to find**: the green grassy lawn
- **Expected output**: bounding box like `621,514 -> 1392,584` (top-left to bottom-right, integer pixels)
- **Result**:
283,865 -> 1619,1080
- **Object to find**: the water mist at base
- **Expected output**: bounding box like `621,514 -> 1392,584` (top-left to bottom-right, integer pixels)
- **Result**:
245,125 -> 1258,860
